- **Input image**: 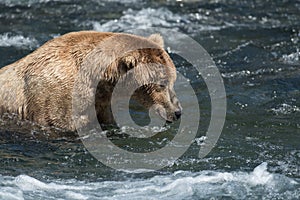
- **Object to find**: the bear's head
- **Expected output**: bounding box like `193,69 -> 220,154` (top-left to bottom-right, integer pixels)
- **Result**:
113,34 -> 182,123
83,33 -> 182,127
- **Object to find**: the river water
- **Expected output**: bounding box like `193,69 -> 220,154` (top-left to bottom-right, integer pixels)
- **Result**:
0,0 -> 299,199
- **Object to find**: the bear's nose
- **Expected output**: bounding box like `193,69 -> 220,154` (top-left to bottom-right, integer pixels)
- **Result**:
174,110 -> 181,119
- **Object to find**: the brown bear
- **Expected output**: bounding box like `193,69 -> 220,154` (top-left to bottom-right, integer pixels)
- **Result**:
0,31 -> 182,131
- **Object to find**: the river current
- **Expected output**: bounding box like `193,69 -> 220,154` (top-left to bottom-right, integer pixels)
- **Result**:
0,0 -> 299,199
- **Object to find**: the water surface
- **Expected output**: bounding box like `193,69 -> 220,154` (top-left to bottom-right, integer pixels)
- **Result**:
0,0 -> 299,199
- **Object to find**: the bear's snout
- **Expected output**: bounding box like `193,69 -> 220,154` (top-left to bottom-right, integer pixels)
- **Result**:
174,110 -> 182,120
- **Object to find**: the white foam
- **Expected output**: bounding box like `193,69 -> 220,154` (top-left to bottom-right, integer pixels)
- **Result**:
64,191 -> 88,200
271,103 -> 300,115
0,187 -> 24,200
247,162 -> 273,185
194,136 -> 207,146
87,6 -> 234,35
281,49 -> 300,64
221,67 -> 284,79
0,163 -> 298,199
92,8 -> 186,32
0,33 -> 39,49
15,175 -> 93,191
113,163 -> 298,199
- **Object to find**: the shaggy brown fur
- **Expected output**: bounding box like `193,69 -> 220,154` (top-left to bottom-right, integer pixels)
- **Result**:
0,31 -> 181,131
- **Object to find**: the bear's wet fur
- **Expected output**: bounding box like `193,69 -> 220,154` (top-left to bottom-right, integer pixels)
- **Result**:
0,31 -> 181,131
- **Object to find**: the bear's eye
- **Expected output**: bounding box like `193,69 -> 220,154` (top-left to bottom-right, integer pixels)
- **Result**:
155,84 -> 166,92
159,84 -> 166,88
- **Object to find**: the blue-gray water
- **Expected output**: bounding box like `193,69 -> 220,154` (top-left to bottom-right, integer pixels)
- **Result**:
0,0 -> 299,199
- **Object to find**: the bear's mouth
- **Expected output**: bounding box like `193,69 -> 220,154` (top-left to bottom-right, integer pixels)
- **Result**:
153,106 -> 168,122
151,104 -> 181,123
156,110 -> 167,120
155,107 -> 176,123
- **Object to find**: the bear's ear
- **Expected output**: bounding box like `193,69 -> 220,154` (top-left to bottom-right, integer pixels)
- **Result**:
148,34 -> 164,48
119,55 -> 136,74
